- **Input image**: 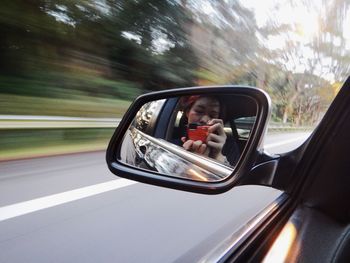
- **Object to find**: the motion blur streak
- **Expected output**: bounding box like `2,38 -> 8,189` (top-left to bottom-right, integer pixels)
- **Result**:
1,0 -> 348,159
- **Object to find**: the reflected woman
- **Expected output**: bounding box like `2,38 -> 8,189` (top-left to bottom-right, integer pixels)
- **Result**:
179,95 -> 240,166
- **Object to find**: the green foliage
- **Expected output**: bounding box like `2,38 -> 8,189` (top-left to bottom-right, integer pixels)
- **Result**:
1,0 -> 349,160
0,0 -> 198,102
0,0 -> 346,127
0,128 -> 113,151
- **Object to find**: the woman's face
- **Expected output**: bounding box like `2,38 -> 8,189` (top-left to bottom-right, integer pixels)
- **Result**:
186,97 -> 220,125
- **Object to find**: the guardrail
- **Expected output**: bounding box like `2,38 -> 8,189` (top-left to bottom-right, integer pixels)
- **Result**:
0,115 -> 121,129
0,115 -> 312,131
267,125 -> 313,132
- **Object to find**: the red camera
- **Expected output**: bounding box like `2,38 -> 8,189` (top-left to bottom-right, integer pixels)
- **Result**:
187,123 -> 209,143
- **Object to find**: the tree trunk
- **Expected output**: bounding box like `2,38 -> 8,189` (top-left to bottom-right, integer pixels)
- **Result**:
256,68 -> 266,90
282,91 -> 299,124
295,104 -> 301,126
282,110 -> 288,124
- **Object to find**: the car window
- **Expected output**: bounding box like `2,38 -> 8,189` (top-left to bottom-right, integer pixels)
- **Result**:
168,104 -> 256,142
132,99 -> 166,136
233,116 -> 256,139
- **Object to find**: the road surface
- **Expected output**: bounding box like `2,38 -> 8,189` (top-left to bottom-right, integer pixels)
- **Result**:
0,132 -> 310,263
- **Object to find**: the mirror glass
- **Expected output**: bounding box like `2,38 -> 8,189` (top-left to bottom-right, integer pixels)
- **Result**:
118,94 -> 257,182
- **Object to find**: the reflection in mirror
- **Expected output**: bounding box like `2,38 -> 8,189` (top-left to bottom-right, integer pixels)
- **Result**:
118,94 -> 257,182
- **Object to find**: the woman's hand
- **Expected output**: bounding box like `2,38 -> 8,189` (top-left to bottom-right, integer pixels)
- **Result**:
181,118 -> 226,162
206,119 -> 227,161
181,137 -> 209,155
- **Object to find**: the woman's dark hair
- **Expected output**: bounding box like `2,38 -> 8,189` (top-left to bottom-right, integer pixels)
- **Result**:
180,95 -> 227,122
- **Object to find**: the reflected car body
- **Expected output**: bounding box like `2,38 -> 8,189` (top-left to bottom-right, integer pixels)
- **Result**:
121,127 -> 231,181
118,94 -> 257,182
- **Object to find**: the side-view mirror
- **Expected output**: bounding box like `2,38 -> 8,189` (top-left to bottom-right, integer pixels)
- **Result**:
106,86 -> 271,194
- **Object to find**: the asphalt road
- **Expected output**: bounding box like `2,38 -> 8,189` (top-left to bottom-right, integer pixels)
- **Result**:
0,132 -> 310,263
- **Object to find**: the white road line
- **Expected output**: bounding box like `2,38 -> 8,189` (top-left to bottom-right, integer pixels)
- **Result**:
264,135 -> 309,149
0,179 -> 137,222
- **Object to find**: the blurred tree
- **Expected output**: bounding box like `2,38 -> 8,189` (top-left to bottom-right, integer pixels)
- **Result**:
105,0 -> 198,90
255,0 -> 350,125
0,0 -> 348,125
0,0 -> 198,98
185,0 -> 259,84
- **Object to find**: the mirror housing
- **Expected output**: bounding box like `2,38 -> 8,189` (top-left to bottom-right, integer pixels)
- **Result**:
106,86 -> 271,194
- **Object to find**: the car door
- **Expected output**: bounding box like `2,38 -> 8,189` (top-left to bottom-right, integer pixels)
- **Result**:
107,80 -> 350,263
216,79 -> 350,263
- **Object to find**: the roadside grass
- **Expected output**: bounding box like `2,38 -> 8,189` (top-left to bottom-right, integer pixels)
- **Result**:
0,128 -> 114,161
0,92 -> 314,161
0,94 -> 129,160
0,126 -> 314,161
0,93 -> 130,160
0,141 -> 108,161
0,94 -> 131,117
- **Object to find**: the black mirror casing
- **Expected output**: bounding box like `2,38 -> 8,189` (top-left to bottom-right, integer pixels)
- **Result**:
106,86 -> 271,194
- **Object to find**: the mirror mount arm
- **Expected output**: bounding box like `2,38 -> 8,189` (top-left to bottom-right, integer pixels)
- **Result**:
239,139 -> 310,192
238,151 -> 280,188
